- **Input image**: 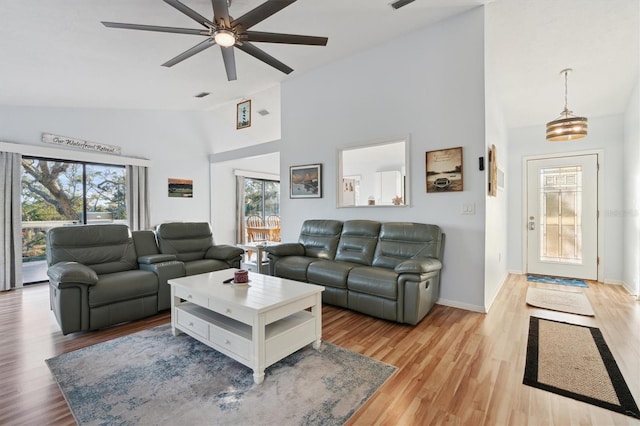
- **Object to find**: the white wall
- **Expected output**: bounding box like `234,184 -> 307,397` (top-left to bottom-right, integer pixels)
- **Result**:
507,115 -> 625,283
0,105 -> 214,227
623,79 -> 640,295
483,4 -> 510,311
280,8 -> 487,311
209,85 -> 281,154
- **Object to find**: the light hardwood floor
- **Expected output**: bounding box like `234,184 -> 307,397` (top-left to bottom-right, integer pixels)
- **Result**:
0,274 -> 638,425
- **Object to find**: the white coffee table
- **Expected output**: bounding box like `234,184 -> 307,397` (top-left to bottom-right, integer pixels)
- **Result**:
168,269 -> 324,384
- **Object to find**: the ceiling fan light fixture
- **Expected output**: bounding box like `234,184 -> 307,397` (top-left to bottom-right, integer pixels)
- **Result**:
214,29 -> 236,47
546,68 -> 588,142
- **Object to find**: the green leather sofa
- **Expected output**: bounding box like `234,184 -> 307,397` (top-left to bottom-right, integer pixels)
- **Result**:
46,222 -> 243,335
266,220 -> 444,325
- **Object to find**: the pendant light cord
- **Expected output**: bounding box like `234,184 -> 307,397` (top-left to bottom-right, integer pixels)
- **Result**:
563,69 -> 569,112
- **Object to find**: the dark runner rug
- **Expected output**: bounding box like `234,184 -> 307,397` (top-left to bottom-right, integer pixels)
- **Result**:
524,316 -> 639,419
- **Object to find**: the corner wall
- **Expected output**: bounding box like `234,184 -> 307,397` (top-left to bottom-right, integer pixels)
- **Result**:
483,3 -> 509,311
280,8 -> 487,311
623,79 -> 640,295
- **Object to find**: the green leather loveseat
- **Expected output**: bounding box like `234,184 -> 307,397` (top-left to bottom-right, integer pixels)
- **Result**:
265,220 -> 444,325
46,222 -> 243,335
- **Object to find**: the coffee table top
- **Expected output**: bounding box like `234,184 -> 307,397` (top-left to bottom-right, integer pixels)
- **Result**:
168,269 -> 324,313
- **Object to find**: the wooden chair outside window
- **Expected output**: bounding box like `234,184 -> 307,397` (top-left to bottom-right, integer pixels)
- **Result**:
246,214 -> 267,243
265,214 -> 281,242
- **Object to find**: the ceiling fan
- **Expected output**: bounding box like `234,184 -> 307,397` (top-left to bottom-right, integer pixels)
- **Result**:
102,0 -> 328,81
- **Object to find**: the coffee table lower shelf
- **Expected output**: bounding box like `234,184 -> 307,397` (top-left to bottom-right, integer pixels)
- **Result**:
174,303 -> 318,382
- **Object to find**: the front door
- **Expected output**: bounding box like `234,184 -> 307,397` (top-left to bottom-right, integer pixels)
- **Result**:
526,154 -> 598,280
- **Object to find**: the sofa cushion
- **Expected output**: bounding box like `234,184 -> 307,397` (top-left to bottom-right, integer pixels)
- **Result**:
307,260 -> 360,289
184,259 -> 230,276
347,266 -> 399,300
298,220 -> 343,259
272,256 -> 317,282
335,220 -> 380,265
373,222 -> 443,269
156,222 -> 215,262
46,224 -> 138,275
88,270 -> 158,308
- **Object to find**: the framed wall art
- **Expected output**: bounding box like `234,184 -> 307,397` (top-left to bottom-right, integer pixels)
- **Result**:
425,147 -> 463,193
488,144 -> 497,196
168,178 -> 193,198
290,164 -> 322,198
236,99 -> 251,129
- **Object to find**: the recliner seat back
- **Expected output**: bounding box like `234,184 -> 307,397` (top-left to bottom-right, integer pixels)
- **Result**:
156,222 -> 215,262
298,220 -> 343,259
335,220 -> 381,265
46,224 -> 138,274
372,222 -> 443,269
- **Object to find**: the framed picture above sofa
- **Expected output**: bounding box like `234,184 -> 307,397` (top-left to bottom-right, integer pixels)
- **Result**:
290,164 -> 322,198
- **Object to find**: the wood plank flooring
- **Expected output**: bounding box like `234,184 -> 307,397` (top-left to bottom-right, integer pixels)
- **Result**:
0,275 -> 638,425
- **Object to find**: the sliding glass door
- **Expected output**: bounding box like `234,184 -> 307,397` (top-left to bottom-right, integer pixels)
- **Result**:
21,157 -> 126,284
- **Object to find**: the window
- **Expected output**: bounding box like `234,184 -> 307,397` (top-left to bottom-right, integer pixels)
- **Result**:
244,178 -> 280,218
21,157 -> 127,284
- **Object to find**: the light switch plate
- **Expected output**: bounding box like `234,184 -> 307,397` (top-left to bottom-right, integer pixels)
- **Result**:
461,202 -> 475,215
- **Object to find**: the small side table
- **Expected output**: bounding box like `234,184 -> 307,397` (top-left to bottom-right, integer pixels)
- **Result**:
237,242 -> 276,274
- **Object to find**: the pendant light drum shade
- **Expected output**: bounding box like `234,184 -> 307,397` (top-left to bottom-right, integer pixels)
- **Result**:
546,116 -> 588,141
546,68 -> 588,142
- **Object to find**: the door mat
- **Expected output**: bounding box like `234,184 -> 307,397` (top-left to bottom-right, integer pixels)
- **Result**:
524,317 -> 639,419
526,287 -> 594,316
527,274 -> 588,288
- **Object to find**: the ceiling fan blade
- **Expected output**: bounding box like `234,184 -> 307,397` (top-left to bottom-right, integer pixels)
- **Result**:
163,0 -> 214,27
101,22 -> 209,36
162,39 -> 215,67
211,0 -> 230,27
236,42 -> 293,75
220,46 -> 237,81
232,0 -> 296,30
245,31 -> 327,46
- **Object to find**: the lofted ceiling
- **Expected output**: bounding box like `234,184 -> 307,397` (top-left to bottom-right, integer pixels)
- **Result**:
0,0 -> 637,129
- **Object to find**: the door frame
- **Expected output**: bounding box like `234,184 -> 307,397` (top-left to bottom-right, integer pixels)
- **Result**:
521,149 -> 604,283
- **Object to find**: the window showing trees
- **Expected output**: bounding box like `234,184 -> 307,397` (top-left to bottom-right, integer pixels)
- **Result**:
244,178 -> 280,218
21,157 -> 126,283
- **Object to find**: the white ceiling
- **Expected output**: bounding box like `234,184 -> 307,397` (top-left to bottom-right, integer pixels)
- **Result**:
0,0 -> 637,129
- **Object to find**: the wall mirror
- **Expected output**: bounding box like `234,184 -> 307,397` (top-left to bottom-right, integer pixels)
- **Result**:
337,137 -> 409,207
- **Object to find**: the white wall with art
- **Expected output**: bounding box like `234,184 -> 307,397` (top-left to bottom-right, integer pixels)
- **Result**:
280,8 -> 488,312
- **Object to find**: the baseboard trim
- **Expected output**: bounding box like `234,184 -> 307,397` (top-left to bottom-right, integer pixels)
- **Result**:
484,272 -> 509,313
437,298 -> 486,314
507,269 -> 523,275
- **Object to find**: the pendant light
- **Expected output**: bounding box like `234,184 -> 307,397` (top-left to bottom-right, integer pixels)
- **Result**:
546,68 -> 588,142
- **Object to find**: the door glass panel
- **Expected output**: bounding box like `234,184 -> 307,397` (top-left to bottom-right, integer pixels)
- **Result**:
85,164 -> 127,224
242,178 -> 280,244
21,158 -> 126,284
539,166 -> 582,264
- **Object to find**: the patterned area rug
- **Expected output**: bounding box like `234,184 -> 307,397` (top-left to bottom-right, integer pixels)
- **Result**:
526,274 -> 588,288
46,325 -> 396,425
524,317 -> 639,419
526,287 -> 595,316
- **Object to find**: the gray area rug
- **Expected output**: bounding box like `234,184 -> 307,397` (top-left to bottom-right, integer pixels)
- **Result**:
526,286 -> 595,316
46,325 -> 396,425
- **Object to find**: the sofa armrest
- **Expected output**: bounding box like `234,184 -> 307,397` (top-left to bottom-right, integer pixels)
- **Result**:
395,258 -> 442,274
206,244 -> 245,261
139,260 -> 186,311
265,243 -> 305,257
47,262 -> 98,286
138,254 -> 177,265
